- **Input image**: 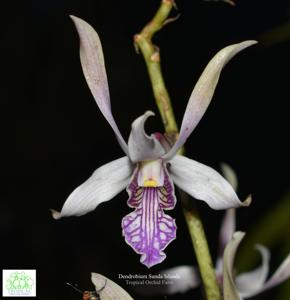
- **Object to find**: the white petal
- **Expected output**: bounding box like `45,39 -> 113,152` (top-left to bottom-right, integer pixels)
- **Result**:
220,163 -> 238,191
52,157 -> 133,219
133,265 -> 200,296
128,111 -> 165,162
162,40 -> 257,160
216,208 -> 236,274
160,265 -> 201,294
243,253 -> 290,298
215,257 -> 224,282
217,163 -> 238,271
235,245 -> 270,298
91,273 -> 133,300
223,231 -> 245,300
70,16 -> 128,155
169,155 -> 250,210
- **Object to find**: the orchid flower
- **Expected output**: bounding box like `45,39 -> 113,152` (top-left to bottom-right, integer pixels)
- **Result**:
51,15 -> 254,268
223,232 -> 290,300
145,164 -> 290,298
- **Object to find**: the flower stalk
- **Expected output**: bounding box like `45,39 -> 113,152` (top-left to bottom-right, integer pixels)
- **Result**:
134,0 -> 177,136
183,207 -> 223,300
134,1 -> 222,299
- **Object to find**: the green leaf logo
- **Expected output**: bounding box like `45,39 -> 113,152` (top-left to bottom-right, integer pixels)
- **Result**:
6,271 -> 33,291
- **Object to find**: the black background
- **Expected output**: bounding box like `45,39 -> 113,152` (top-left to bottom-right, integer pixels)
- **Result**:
1,0 -> 290,299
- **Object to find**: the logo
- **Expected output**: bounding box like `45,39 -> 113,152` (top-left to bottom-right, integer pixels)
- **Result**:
2,270 -> 36,297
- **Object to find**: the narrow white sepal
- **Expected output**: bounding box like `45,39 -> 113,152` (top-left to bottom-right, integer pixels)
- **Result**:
216,208 -> 236,274
218,162 -> 238,262
223,231 -> 245,300
235,245 -> 270,298
242,253 -> 290,298
70,15 -> 129,155
163,40 -> 257,160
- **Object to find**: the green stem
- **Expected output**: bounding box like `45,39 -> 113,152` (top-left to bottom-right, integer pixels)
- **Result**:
134,1 -> 222,299
134,0 -> 177,136
183,207 -> 222,300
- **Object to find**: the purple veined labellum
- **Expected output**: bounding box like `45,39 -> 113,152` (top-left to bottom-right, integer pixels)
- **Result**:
66,281 -> 107,300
